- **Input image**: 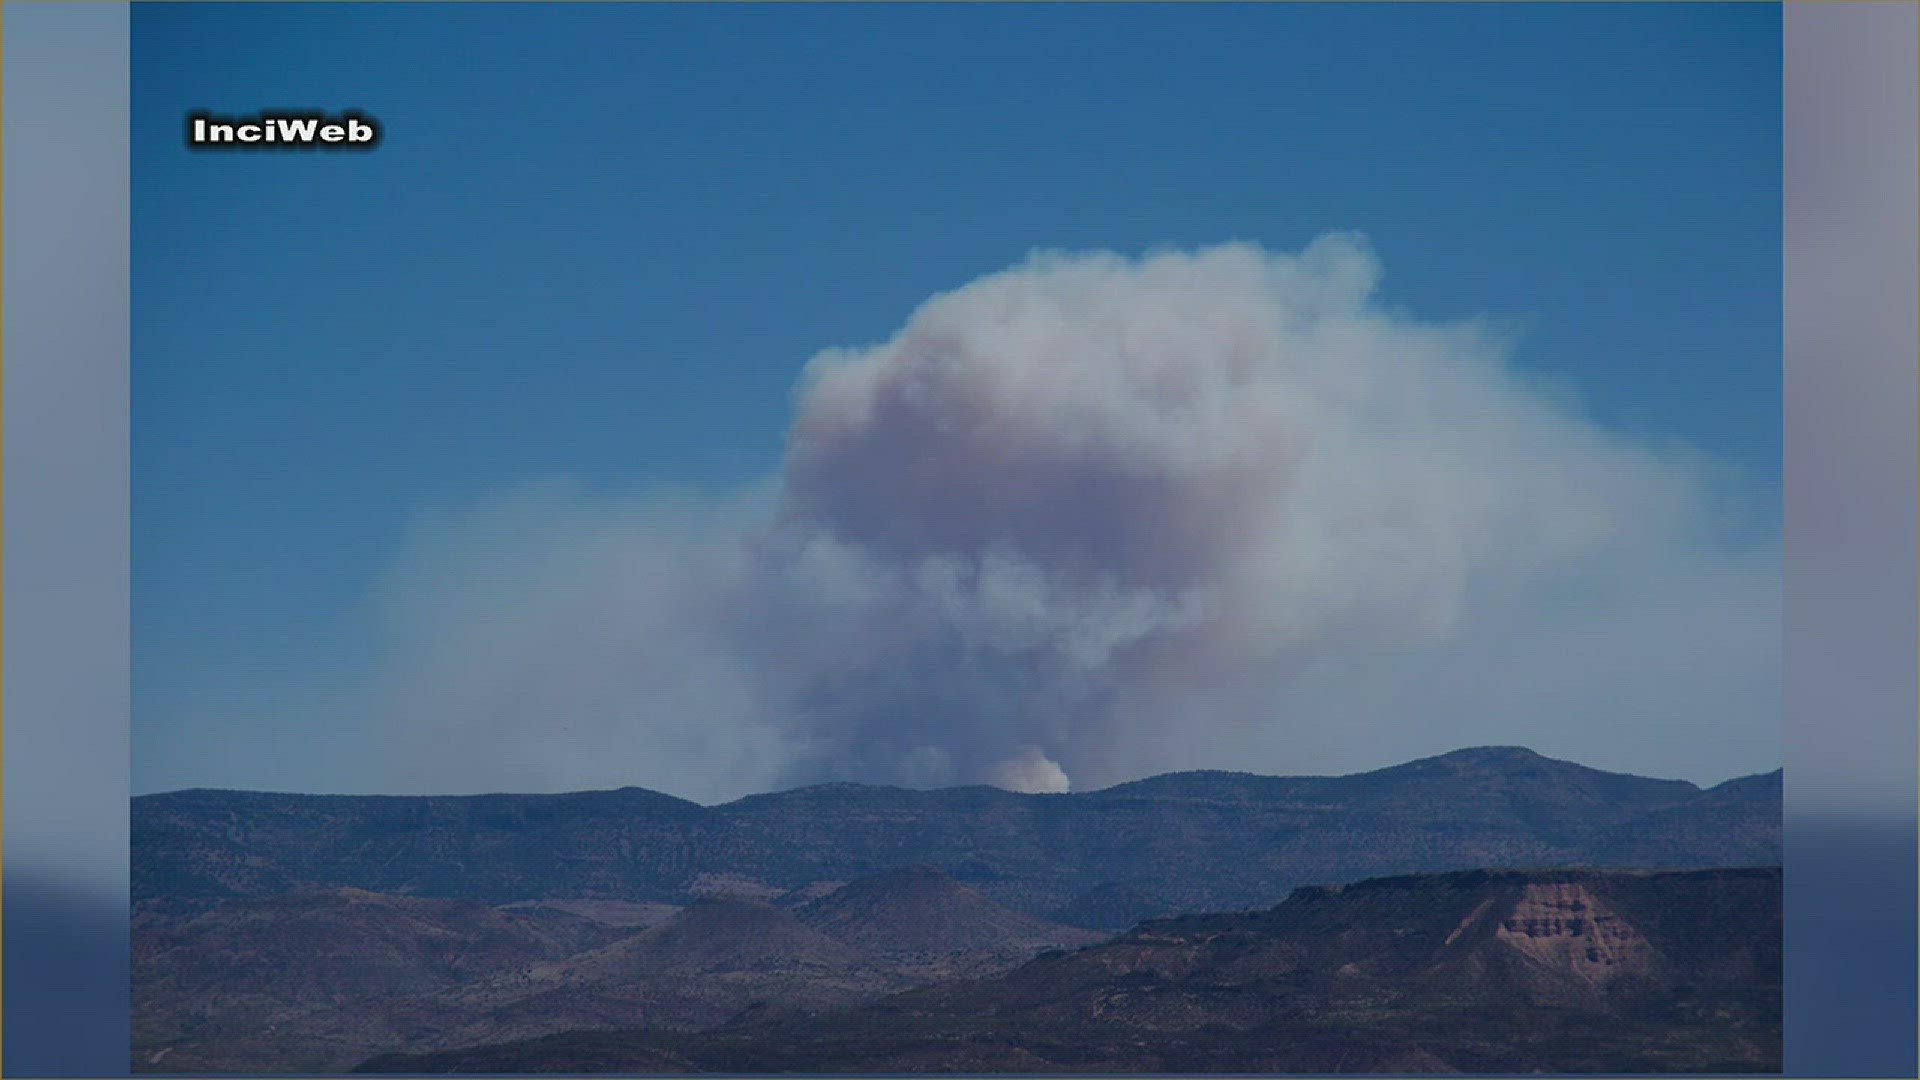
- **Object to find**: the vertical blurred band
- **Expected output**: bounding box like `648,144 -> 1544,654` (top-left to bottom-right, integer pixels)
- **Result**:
1783,2 -> 1919,1076
2,2 -> 132,1075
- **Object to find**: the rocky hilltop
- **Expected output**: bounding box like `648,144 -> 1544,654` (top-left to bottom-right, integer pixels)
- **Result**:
135,746 -> 1781,924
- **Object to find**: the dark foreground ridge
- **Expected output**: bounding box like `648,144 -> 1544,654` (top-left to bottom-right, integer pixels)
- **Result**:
133,868 -> 1099,1073
356,866 -> 1782,1075
136,746 -> 1781,923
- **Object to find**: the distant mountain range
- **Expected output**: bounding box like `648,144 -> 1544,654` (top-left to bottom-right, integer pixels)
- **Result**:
132,746 -> 1781,1073
357,866 -> 1782,1075
135,746 -> 1780,926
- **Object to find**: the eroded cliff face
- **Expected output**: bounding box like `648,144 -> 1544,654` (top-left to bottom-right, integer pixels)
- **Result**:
1494,881 -> 1656,984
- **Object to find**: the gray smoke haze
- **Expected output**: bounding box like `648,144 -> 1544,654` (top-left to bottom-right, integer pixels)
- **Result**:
372,237 -> 1778,802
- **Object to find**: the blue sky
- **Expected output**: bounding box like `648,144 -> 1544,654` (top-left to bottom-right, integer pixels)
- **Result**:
133,3 -> 1781,795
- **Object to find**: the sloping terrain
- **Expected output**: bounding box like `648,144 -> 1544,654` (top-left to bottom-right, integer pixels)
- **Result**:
1595,768 -> 1782,866
132,889 -> 630,1072
791,866 -> 1105,978
133,785 -> 715,903
133,872 -> 1100,1072
1045,881 -> 1174,929
135,747 -> 1779,922
358,867 -> 1781,1075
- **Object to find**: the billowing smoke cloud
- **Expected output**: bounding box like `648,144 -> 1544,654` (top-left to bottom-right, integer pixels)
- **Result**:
989,746 -> 1073,795
370,237 -> 1778,802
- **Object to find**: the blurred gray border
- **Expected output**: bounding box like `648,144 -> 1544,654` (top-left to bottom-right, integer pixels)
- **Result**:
3,1 -> 132,1076
1782,2 -> 1918,1075
2,1 -> 1915,1076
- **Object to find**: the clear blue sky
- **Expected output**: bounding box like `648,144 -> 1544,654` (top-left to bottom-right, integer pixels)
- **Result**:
133,2 -> 1780,794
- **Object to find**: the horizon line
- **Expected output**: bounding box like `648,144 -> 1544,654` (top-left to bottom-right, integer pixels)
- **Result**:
132,744 -> 1784,805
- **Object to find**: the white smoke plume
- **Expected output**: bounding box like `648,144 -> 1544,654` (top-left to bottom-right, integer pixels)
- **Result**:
369,237 -> 1779,802
989,747 -> 1073,795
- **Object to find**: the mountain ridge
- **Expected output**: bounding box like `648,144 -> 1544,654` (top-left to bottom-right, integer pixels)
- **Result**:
135,746 -> 1781,925
141,746 -> 1743,803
